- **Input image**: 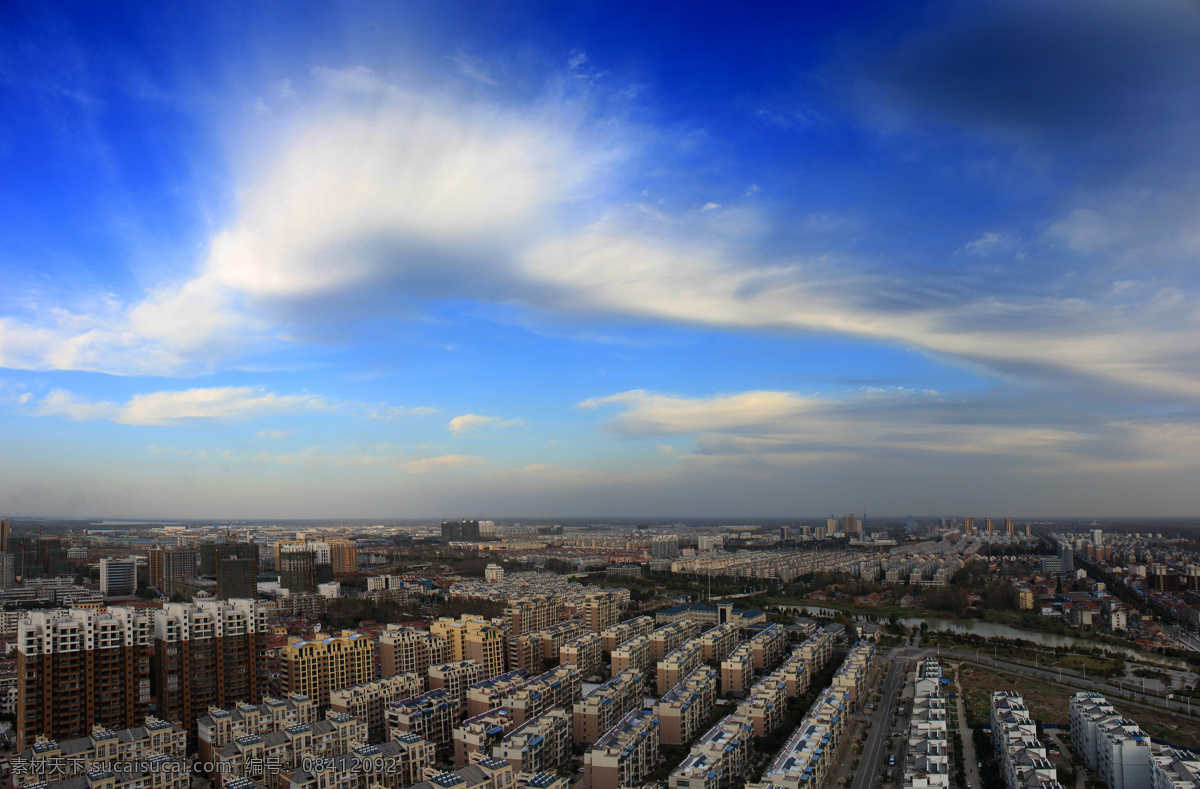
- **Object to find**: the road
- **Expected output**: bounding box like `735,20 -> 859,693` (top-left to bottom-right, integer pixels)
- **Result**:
852,655 -> 906,789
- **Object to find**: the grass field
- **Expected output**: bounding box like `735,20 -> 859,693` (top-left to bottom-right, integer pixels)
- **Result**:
958,663 -> 1200,750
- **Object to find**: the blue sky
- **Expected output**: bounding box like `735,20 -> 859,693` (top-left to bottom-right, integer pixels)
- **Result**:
2,0 -> 1199,519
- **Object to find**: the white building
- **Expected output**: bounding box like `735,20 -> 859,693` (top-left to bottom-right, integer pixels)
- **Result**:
100,557 -> 138,596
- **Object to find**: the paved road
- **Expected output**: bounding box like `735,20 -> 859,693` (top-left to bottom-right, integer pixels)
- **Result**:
852,655 -> 906,789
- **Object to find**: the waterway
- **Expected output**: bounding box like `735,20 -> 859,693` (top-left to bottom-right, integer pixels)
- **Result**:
776,604 -> 1189,668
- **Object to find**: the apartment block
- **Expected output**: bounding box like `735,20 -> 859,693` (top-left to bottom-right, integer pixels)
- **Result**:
453,707 -> 518,767
13,718 -> 186,788
599,616 -> 653,653
1070,692 -> 1151,789
216,712 -> 369,789
281,736 -> 435,789
197,694 -> 318,770
466,670 -> 528,718
992,691 -> 1064,789
649,620 -> 700,660
279,631 -> 375,709
386,689 -> 459,752
429,660 -> 486,714
699,623 -> 740,662
573,668 -> 643,745
583,708 -> 660,789
655,665 -> 718,746
749,624 -> 788,671
406,755 -> 515,789
735,674 -> 787,737
432,615 -> 499,662
17,607 -> 154,749
582,591 -> 622,632
611,634 -> 652,675
747,641 -> 873,789
17,754 -> 190,789
903,658 -> 950,789
379,625 -> 447,677
505,665 -> 581,726
494,707 -> 573,775
1150,747 -> 1200,789
657,639 -> 705,695
669,713 -> 755,789
149,548 -> 199,596
720,643 -> 754,697
505,595 -> 561,636
329,672 -> 426,741
559,632 -> 602,677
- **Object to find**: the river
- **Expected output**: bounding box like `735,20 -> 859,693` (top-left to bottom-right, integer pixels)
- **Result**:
776,604 -> 1188,668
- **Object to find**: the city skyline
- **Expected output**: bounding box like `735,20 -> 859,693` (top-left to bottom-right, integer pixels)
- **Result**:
3,1 -> 1200,518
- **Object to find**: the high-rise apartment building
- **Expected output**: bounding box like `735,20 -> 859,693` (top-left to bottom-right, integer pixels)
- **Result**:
100,558 -> 138,597
504,595 -> 560,636
0,519 -> 9,552
0,552 -> 14,589
652,536 -> 680,561
1005,518 -> 1014,535
985,518 -> 995,534
326,538 -> 358,576
582,591 -> 621,633
279,549 -> 317,594
379,625 -> 447,677
17,607 -> 153,749
279,631 -> 375,708
440,520 -> 481,542
200,543 -> 260,599
841,514 -> 862,535
963,517 -> 975,533
149,548 -> 199,596
152,599 -> 269,736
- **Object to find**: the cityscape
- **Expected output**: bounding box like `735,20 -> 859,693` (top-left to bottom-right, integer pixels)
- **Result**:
0,517 -> 1198,789
3,4 -> 1200,789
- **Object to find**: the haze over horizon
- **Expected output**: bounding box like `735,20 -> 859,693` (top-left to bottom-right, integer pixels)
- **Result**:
3,1 -> 1200,519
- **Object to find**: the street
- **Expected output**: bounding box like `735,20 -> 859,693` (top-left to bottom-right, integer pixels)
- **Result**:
851,655 -> 906,789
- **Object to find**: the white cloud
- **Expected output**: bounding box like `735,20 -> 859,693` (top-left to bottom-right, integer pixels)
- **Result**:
580,390 -> 817,435
256,429 -> 290,440
700,202 -> 722,211
448,414 -> 525,434
36,386 -> 324,426
962,231 -> 1009,256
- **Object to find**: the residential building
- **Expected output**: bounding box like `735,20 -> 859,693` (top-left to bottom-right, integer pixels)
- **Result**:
330,673 -> 426,741
429,660 -> 486,713
386,689 -> 459,751
197,694 -> 317,769
992,691 -> 1064,789
494,707 -> 572,775
453,707 -> 517,767
583,708 -> 660,789
16,607 -> 153,749
465,670 -> 528,718
573,668 -> 643,746
281,736 -> 435,789
13,718 -> 186,788
1070,692 -> 1151,789
99,558 -> 137,597
669,713 -> 755,789
504,665 -> 581,727
505,595 -> 561,636
582,591 -> 622,632
559,632 -> 602,677
152,600 -> 269,737
379,625 -> 447,677
279,631 -> 375,708
655,665 -> 718,746
149,548 -> 199,596
599,616 -> 653,653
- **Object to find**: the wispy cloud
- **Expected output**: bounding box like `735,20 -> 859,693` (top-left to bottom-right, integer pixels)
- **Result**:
36,387 -> 325,426
448,414 -> 525,434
